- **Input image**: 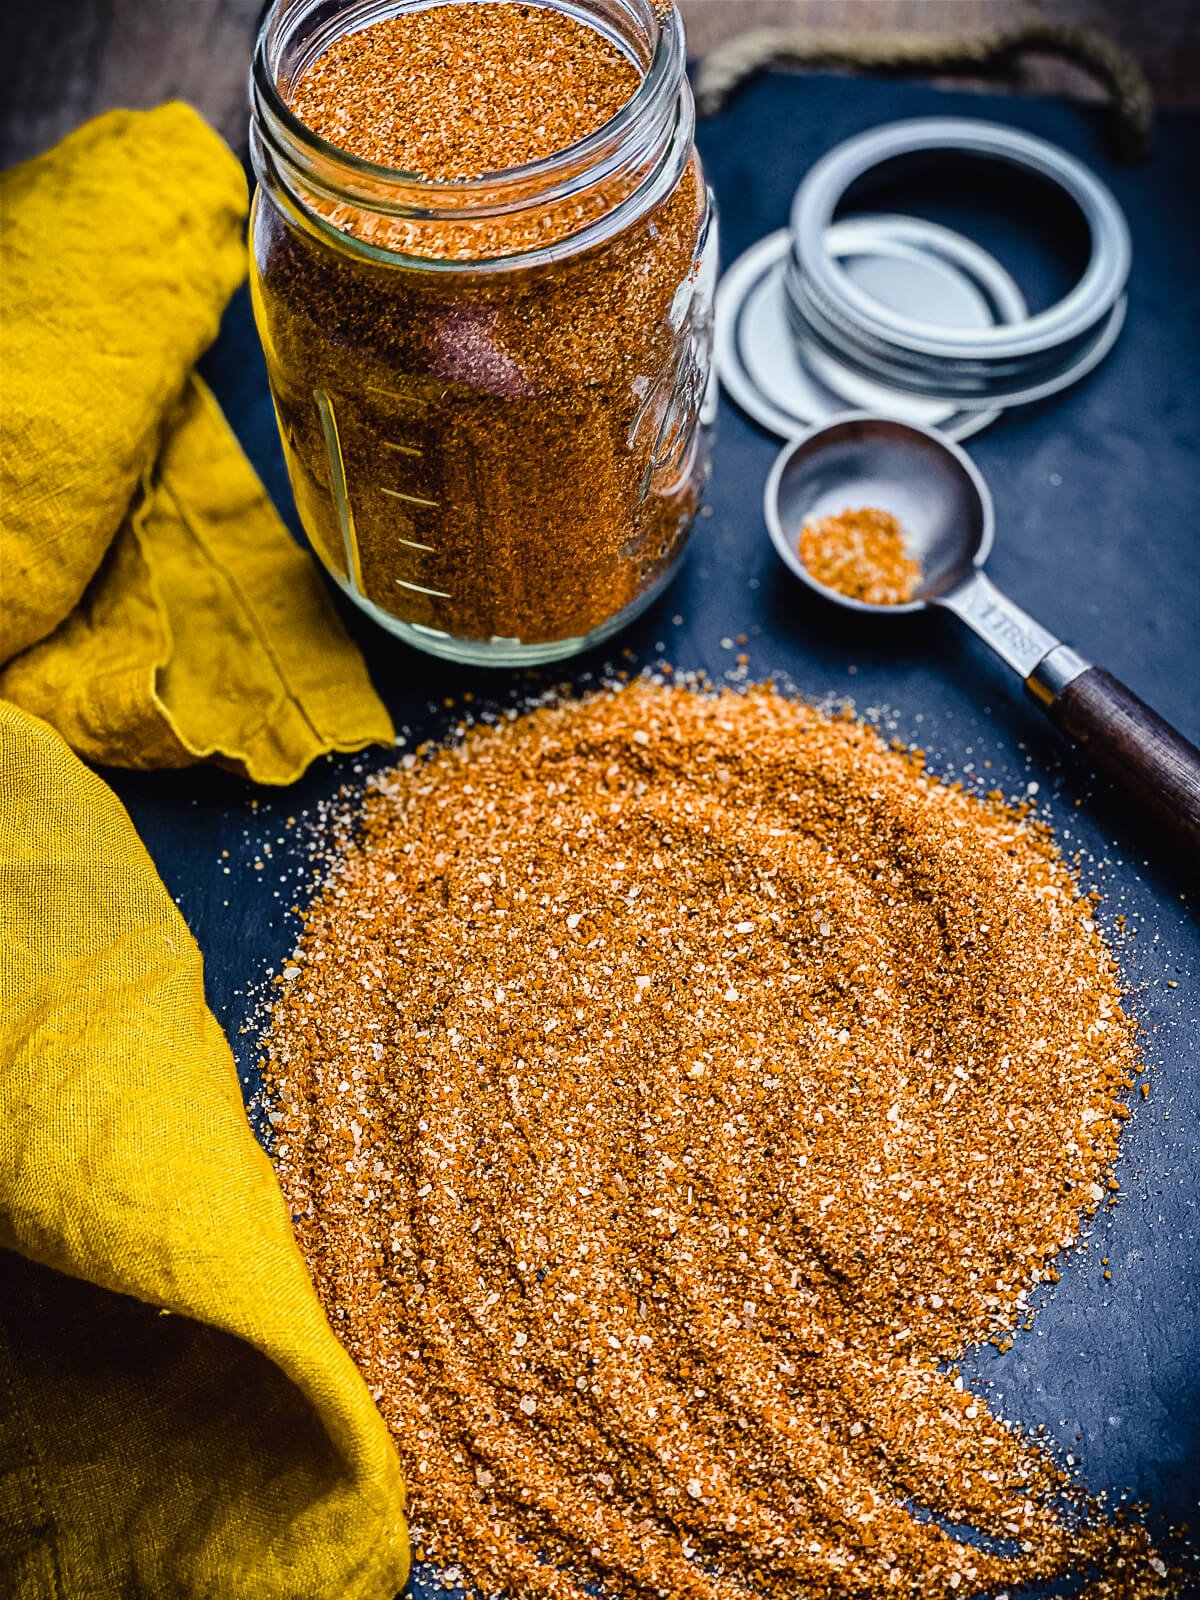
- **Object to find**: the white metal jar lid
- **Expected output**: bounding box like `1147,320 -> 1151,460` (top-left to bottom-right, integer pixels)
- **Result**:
787,118 -> 1131,409
715,220 -> 1021,440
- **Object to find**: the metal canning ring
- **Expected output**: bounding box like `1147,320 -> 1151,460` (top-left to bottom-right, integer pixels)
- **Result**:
787,117 -> 1131,407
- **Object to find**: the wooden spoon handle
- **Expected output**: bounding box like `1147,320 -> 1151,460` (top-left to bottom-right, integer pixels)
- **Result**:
1040,666 -> 1200,853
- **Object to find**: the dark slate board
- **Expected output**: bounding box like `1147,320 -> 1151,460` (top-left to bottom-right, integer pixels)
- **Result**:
106,72 -> 1198,1594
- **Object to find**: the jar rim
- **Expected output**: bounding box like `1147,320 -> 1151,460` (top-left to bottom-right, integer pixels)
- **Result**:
251,0 -> 684,202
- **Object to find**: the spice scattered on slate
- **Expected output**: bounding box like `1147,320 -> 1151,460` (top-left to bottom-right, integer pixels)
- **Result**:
265,680 -> 1176,1599
800,506 -> 923,605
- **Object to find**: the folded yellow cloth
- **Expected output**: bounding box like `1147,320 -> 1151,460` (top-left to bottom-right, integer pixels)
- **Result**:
0,700 -> 410,1599
0,104 -> 392,782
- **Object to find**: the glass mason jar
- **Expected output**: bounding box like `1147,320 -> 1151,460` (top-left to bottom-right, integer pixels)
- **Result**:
249,0 -> 717,666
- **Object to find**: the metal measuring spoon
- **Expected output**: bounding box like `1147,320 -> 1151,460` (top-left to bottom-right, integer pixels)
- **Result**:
764,413 -> 1200,851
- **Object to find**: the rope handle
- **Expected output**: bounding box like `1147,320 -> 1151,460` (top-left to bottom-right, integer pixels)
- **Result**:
693,20 -> 1153,161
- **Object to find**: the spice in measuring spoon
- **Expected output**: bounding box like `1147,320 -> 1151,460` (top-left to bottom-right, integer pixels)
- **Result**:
799,505 -> 923,605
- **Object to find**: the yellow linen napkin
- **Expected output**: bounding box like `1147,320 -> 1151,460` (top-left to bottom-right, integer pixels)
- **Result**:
0,104 -> 392,782
0,699 -> 410,1599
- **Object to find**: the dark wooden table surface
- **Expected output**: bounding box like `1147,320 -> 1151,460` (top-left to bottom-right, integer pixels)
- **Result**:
3,0 -> 1199,167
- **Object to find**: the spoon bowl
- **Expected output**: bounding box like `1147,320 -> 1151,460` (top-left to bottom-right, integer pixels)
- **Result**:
764,413 -> 993,613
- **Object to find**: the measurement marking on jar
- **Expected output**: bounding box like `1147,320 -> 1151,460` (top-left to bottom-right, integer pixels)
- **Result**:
382,440 -> 424,457
395,577 -> 452,598
395,537 -> 437,553
381,487 -> 440,509
313,388 -> 365,592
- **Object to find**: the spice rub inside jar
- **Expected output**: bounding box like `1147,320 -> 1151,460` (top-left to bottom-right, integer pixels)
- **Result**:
289,5 -> 639,180
254,1 -> 713,650
799,505 -> 923,605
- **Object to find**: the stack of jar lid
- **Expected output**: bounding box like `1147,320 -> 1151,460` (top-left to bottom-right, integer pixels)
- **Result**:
716,118 -> 1131,440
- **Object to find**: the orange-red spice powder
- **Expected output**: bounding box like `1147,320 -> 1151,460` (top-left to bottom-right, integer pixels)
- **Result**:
265,680 -> 1176,1600
800,505 -> 923,605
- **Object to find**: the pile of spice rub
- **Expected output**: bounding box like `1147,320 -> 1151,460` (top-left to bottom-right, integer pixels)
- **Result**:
264,680 -> 1177,1599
